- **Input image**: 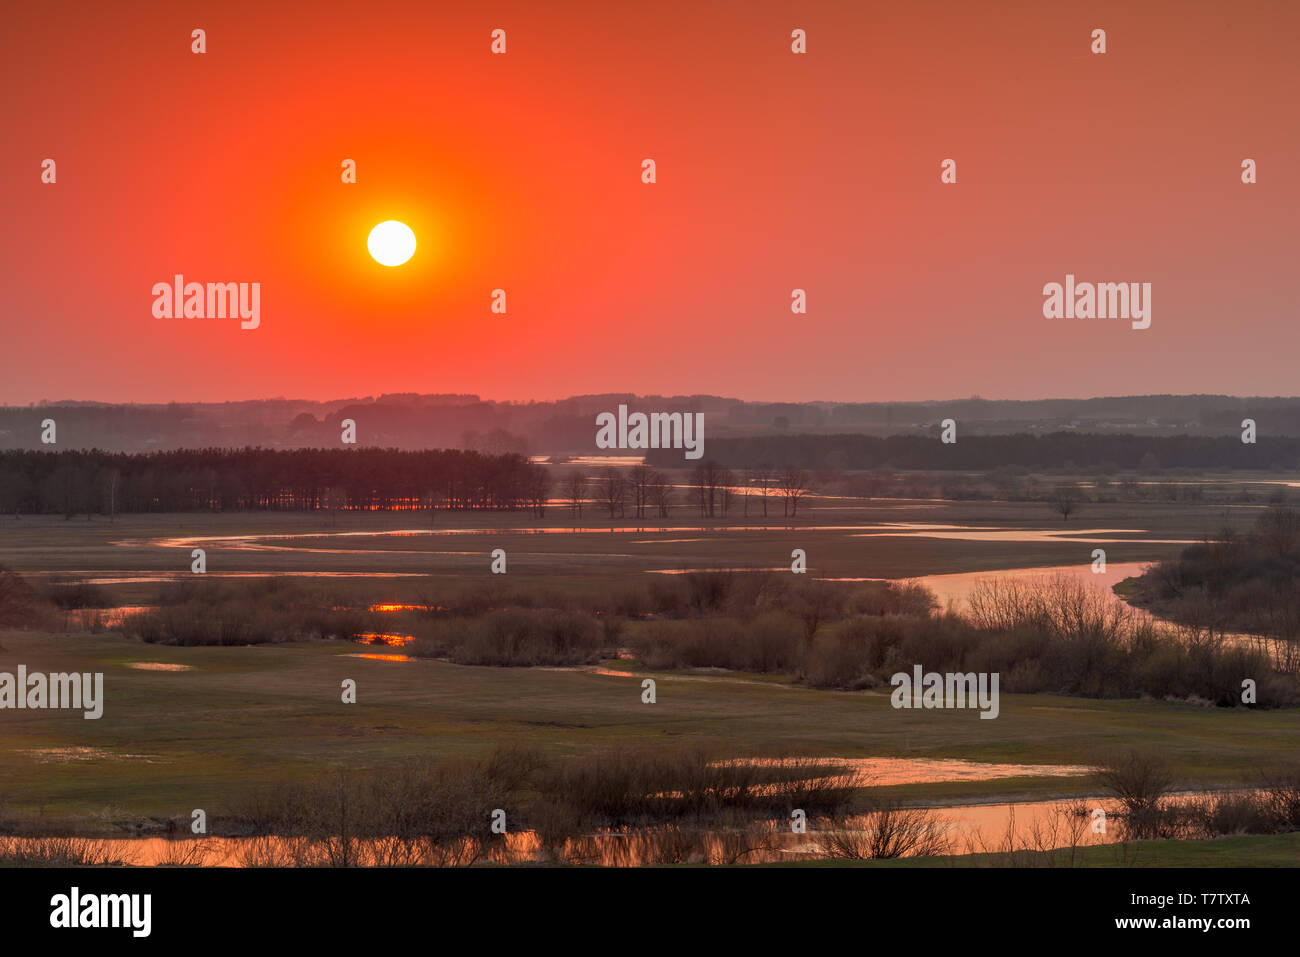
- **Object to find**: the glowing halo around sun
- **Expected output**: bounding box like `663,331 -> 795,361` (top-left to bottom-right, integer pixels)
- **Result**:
367,220 -> 417,267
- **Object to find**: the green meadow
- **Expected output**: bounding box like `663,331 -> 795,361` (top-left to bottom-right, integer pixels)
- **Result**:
2,628 -> 1295,827
2,493 -> 1297,860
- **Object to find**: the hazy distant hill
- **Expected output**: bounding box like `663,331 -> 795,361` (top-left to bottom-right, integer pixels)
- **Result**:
1,393 -> 1298,453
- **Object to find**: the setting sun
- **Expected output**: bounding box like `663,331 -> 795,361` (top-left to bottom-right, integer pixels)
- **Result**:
367,220 -> 416,267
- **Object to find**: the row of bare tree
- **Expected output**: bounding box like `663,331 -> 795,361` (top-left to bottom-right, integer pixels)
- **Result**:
0,448 -> 551,517
562,464 -> 811,519
0,449 -> 818,522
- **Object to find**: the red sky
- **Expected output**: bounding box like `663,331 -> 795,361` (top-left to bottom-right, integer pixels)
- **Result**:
3,0 -> 1297,405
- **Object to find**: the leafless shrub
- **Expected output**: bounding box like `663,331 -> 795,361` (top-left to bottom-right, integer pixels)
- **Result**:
1092,750 -> 1176,820
154,838 -> 219,867
823,801 -> 950,860
963,802 -> 1093,867
0,835 -> 138,866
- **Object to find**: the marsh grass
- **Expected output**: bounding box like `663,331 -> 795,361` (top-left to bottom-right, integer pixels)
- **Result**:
0,835 -> 138,866
1091,751 -> 1300,842
214,745 -> 856,866
122,578 -> 372,646
534,749 -> 855,826
556,819 -> 784,866
407,608 -> 606,666
822,801 -> 951,860
961,802 -> 1094,867
628,612 -> 804,672
95,567 -> 1300,704
154,837 -> 218,867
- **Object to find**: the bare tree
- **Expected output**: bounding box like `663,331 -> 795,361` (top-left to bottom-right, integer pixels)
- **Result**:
1052,483 -> 1082,522
1257,507 -> 1300,557
753,465 -> 772,518
325,486 -> 348,526
629,465 -> 653,519
693,460 -> 724,517
101,468 -> 121,524
649,471 -> 673,517
564,470 -> 587,518
418,489 -> 436,526
598,468 -> 627,519
717,468 -> 734,517
778,467 -> 809,518
526,464 -> 551,517
692,464 -> 709,517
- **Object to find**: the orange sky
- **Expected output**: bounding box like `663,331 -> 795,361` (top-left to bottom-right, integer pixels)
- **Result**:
3,0 -> 1297,404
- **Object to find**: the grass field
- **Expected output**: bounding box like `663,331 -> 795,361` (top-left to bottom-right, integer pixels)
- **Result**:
0,493 -> 1262,593
2,626 -> 1295,828
2,495 -> 1297,862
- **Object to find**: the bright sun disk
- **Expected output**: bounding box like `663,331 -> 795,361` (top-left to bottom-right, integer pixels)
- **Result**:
367,220 -> 416,267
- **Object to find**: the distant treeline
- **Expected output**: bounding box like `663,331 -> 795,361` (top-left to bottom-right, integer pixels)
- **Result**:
6,393 -> 1300,455
648,432 -> 1300,472
0,448 -> 549,515
723,394 -> 1300,430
